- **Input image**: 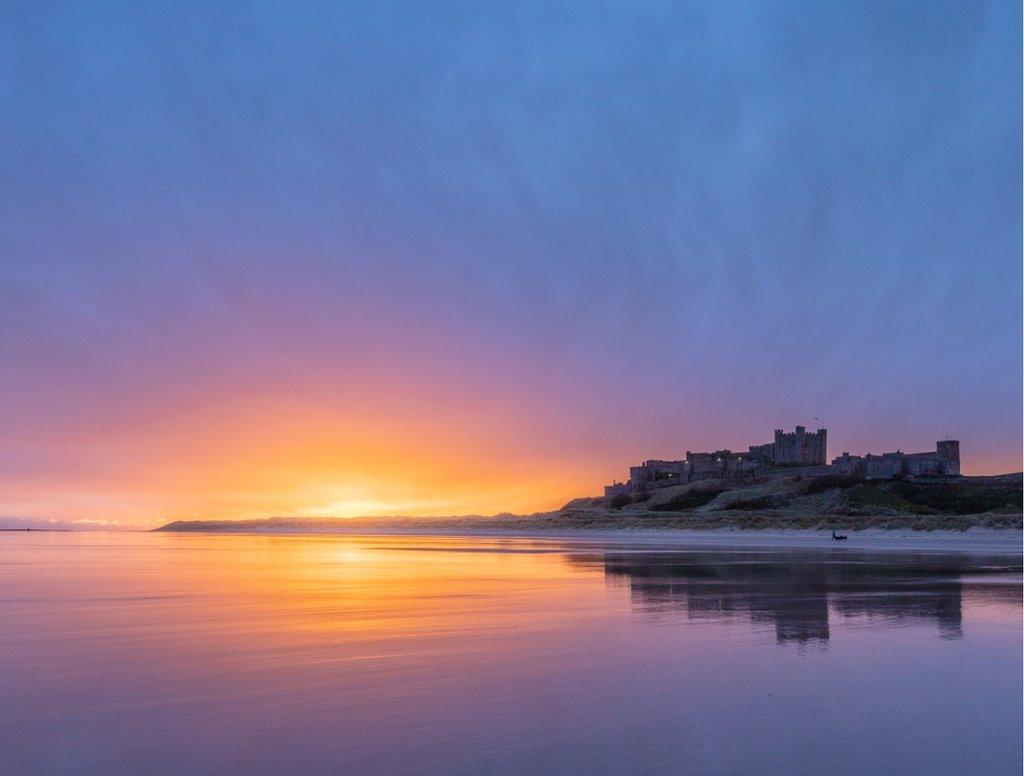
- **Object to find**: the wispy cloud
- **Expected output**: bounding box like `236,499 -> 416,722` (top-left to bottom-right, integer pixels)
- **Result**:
1,1 -> 1020,523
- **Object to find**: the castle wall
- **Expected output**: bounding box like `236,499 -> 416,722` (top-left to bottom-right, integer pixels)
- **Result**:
629,460 -> 687,491
831,453 -> 861,475
864,453 -> 905,479
685,450 -> 762,480
905,446 -> 961,476
747,443 -> 775,464
905,453 -> 943,477
829,441 -> 961,478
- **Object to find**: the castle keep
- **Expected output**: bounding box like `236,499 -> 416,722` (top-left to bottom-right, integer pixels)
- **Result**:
773,427 -> 826,465
604,426 -> 960,496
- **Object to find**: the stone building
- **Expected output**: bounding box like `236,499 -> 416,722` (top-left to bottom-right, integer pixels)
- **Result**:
613,450 -> 765,496
746,442 -> 775,465
830,440 -> 960,479
604,481 -> 630,497
685,450 -> 762,479
628,459 -> 688,489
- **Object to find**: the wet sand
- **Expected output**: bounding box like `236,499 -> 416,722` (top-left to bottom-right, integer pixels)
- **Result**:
156,519 -> 1022,555
2,530 -> 1020,775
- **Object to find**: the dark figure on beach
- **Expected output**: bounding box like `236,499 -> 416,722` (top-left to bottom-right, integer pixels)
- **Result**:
832,529 -> 848,541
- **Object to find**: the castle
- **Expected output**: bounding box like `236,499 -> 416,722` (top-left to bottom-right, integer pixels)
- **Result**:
604,426 -> 960,496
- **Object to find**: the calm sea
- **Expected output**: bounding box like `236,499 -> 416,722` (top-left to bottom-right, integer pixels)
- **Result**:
1,531 -> 1020,775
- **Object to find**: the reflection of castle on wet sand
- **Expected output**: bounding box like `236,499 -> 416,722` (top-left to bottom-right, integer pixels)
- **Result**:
569,551 -> 1022,645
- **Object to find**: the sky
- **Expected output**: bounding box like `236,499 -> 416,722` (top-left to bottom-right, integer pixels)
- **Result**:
1,1 -> 1021,528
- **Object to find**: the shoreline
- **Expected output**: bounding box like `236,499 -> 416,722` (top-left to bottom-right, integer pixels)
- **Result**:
155,510 -> 1023,533
149,523 -> 1023,555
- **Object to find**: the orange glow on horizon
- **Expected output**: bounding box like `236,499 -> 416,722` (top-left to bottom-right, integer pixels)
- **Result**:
4,386 -> 1020,529
0,391 -> 613,528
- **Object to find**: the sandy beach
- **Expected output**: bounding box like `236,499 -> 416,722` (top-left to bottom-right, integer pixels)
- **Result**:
153,520 -> 1023,555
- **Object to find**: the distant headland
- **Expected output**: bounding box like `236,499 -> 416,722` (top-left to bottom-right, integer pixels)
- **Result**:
156,488 -> 1022,540
155,424 -> 1021,535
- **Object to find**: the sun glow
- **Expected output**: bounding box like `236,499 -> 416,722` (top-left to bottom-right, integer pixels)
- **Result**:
0,388 -> 603,527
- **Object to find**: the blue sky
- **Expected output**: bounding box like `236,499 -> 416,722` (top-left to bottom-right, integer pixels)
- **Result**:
1,1 -> 1020,524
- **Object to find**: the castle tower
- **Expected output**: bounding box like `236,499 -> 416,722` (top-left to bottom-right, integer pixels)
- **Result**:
936,440 -> 961,476
772,426 -> 827,466
816,428 -> 828,465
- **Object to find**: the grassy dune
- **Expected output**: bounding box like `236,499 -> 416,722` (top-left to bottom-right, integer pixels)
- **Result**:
586,473 -> 1023,516
154,511 -> 1022,533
